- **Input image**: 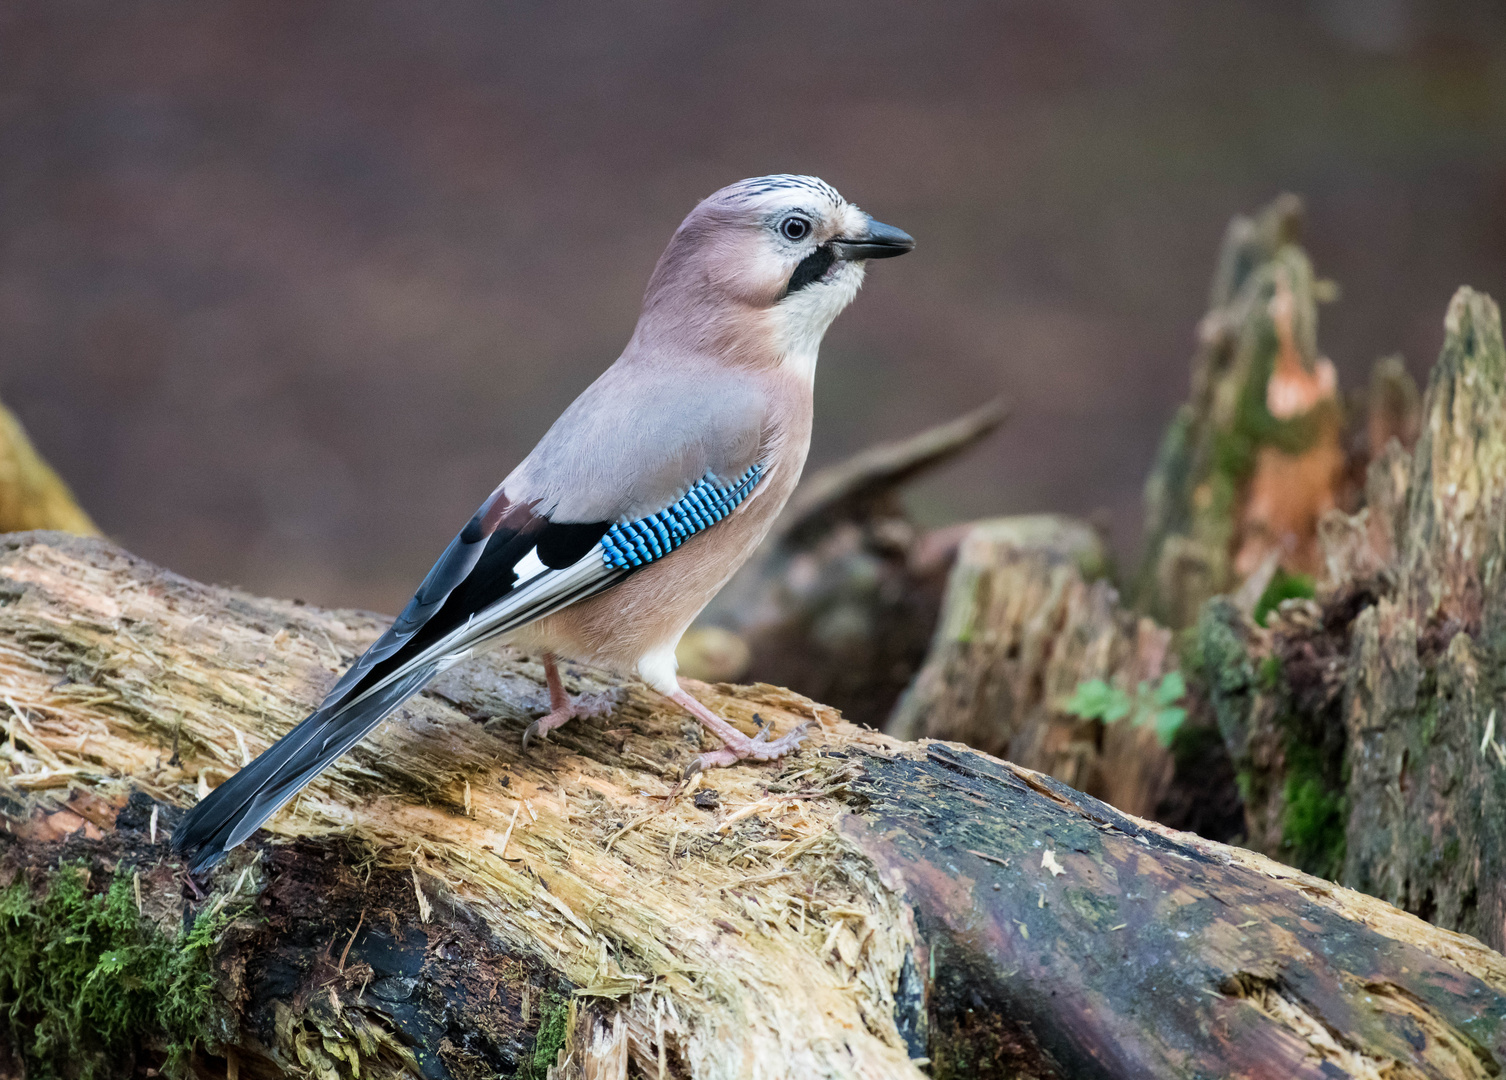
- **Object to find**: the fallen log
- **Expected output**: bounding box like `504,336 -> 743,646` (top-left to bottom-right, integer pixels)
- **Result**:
3,532 -> 1506,1077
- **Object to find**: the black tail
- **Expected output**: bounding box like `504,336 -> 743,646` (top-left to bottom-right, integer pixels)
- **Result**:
171,664 -> 436,873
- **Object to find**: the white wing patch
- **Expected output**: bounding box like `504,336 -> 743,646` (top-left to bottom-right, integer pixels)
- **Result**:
512,547 -> 549,586
335,541 -> 624,717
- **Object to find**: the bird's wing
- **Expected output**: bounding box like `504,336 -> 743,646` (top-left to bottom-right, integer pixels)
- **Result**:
173,360 -> 771,870
315,358 -> 770,717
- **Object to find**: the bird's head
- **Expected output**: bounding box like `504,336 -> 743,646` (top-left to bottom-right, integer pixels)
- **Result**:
635,174 -> 913,373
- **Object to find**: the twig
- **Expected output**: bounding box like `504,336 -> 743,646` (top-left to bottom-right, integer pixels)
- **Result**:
968,848 -> 1011,868
338,908 -> 366,973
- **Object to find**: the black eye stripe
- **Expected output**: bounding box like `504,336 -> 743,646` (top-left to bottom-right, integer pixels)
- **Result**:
784,244 -> 836,297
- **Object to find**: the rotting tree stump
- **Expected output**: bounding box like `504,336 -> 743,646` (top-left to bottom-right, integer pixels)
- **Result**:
886,515 -> 1175,819
1199,287 -> 1506,950
5,532 -> 1506,1078
885,515 -> 1243,843
1135,194 -> 1353,631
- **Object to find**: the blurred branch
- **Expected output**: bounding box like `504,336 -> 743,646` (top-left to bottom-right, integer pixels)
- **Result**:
773,397 -> 1008,546
0,398 -> 98,535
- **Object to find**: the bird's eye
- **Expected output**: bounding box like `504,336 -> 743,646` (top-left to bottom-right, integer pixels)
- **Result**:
779,216 -> 812,242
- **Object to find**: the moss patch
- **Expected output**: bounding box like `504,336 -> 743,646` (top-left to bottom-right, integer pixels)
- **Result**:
519,993 -> 570,1080
0,861 -> 231,1079
1281,744 -> 1347,879
1197,595 -> 1350,877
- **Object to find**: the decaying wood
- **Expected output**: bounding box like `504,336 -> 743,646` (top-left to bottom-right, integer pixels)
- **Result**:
1201,287 -> 1506,950
690,401 -> 1006,727
0,396 -> 98,536
1365,354 -> 1421,462
885,515 -> 1180,821
5,531 -> 1506,1078
1136,194 -> 1352,629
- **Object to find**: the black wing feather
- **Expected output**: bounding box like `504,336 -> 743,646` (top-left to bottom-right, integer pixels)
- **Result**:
172,506 -> 614,871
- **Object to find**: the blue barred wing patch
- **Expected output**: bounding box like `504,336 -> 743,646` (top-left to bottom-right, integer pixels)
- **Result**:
600,465 -> 764,569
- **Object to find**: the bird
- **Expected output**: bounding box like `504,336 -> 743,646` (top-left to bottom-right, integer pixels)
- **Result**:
172,174 -> 913,872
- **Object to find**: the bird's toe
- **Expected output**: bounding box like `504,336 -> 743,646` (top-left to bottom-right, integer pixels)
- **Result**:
687,746 -> 743,775
690,721 -> 812,772
749,721 -> 811,760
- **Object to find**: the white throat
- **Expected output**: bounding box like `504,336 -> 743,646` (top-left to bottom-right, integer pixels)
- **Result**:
771,261 -> 866,383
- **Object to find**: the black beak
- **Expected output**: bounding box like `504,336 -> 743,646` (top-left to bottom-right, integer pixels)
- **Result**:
830,219 -> 915,261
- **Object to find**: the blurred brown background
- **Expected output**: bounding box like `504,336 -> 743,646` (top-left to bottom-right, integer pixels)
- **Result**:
2,0 -> 1504,613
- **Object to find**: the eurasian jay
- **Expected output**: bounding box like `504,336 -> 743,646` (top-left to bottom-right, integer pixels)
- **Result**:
173,174 -> 913,871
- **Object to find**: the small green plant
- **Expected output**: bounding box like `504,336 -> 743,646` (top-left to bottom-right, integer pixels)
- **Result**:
1066,671 -> 1188,746
0,861 -> 233,1080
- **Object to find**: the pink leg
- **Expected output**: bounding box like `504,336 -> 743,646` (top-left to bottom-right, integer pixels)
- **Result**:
522,653 -> 576,750
666,682 -> 812,776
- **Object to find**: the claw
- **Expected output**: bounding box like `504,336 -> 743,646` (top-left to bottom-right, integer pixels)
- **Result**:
682,757 -> 705,781
522,720 -> 544,751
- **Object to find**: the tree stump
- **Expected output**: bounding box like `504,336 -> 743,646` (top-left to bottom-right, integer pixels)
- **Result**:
5,532 -> 1506,1077
1200,287 -> 1506,950
885,515 -> 1177,821
1135,195 -> 1350,630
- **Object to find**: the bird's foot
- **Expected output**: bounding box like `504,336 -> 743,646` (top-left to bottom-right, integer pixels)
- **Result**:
665,683 -> 813,777
522,704 -> 575,750
523,651 -> 577,751
684,721 -> 813,777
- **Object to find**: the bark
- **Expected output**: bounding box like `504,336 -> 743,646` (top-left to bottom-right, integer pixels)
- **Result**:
0,396 -> 98,536
1201,287 -> 1506,950
5,532 -> 1506,1078
688,401 -> 1006,727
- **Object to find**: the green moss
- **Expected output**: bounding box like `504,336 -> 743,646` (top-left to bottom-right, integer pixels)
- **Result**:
1257,654 -> 1283,692
1174,624 -> 1203,677
1419,700 -> 1440,744
0,862 -> 232,1079
1282,745 -> 1346,879
1196,598 -> 1257,750
1254,570 -> 1316,627
520,993 -> 570,1080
